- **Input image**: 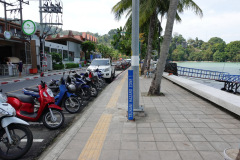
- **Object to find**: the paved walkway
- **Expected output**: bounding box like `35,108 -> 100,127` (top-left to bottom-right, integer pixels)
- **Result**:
38,70 -> 240,160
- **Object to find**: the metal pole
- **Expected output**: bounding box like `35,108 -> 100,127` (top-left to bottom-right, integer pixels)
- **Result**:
132,0 -> 143,111
39,0 -> 44,71
4,3 -> 7,31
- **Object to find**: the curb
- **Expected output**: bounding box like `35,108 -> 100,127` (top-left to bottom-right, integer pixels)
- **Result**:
0,69 -> 83,85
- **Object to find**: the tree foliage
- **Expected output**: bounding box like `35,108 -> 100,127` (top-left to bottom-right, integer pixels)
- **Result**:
169,35 -> 240,62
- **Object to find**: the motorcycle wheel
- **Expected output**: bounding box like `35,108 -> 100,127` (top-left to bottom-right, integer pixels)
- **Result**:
90,84 -> 98,97
63,96 -> 82,114
0,124 -> 33,160
81,88 -> 91,101
42,109 -> 65,130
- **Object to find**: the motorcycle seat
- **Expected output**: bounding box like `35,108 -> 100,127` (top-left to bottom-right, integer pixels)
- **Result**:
7,93 -> 34,104
24,87 -> 39,92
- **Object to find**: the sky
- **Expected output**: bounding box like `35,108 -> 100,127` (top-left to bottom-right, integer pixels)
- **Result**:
0,0 -> 239,43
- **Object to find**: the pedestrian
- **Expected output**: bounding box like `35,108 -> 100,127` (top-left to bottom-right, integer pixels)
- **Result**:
17,60 -> 23,77
79,61 -> 82,69
6,58 -> 13,76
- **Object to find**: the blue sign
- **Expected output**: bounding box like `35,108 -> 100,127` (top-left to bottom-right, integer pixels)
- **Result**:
128,70 -> 133,120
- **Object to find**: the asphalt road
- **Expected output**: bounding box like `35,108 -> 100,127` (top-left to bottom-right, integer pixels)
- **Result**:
0,70 -> 123,160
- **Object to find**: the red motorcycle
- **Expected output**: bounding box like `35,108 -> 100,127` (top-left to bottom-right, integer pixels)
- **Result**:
7,81 -> 65,130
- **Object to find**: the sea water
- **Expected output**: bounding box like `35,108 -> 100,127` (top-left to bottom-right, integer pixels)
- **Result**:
175,62 -> 240,90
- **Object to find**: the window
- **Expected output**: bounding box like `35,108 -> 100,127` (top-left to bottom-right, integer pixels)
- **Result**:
63,50 -> 68,61
69,51 -> 74,61
0,26 -> 3,33
51,48 -> 57,53
58,49 -> 62,54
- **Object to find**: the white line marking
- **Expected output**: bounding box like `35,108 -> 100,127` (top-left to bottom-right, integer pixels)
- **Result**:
21,139 -> 44,142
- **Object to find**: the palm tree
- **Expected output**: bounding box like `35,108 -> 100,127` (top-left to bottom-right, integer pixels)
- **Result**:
112,0 -> 203,74
148,0 -> 179,95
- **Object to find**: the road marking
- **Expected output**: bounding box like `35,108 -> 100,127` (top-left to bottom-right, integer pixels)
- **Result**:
78,72 -> 127,160
106,72 -> 128,108
21,139 -> 44,142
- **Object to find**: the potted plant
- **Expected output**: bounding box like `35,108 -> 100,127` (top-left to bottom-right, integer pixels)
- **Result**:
224,147 -> 240,160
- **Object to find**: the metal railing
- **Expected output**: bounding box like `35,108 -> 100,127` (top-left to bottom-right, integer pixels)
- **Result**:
177,66 -> 240,93
177,66 -> 230,81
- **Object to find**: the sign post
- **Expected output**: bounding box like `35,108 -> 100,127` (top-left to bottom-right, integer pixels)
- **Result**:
128,70 -> 134,120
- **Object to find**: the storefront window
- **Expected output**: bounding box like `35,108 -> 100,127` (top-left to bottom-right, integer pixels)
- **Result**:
63,50 -> 68,61
58,49 -> 62,54
0,25 -> 3,33
51,48 -> 57,53
69,51 -> 74,61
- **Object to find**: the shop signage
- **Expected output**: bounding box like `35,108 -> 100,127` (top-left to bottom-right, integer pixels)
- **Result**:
4,31 -> 11,39
22,20 -> 36,35
128,70 -> 133,120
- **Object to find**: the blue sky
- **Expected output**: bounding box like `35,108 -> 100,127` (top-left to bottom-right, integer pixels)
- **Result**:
1,0 -> 239,43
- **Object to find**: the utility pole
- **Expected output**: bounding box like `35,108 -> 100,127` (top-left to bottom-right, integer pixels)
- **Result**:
39,0 -> 63,72
0,0 -> 14,31
132,0 -> 143,112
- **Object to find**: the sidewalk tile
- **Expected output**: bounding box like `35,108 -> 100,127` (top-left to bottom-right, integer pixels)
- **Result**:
154,134 -> 172,142
103,140 -> 121,150
119,150 -> 139,160
137,128 -> 153,134
174,142 -> 195,150
179,151 -> 203,160
138,134 -> 155,141
199,151 -> 223,160
156,142 -> 176,150
159,151 -> 181,160
99,150 -> 119,160
121,133 -> 138,141
192,142 -> 215,151
121,141 -> 138,150
139,142 -> 157,150
139,151 -> 160,160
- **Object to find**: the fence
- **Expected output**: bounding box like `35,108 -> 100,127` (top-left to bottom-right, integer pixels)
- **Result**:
177,66 -> 240,94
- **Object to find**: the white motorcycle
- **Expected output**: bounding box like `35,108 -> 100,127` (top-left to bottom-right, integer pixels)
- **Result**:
0,89 -> 33,160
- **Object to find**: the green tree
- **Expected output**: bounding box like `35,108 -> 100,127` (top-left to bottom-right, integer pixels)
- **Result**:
213,51 -> 228,62
225,41 -> 240,61
82,41 -> 96,60
208,37 -> 225,45
171,45 -> 187,61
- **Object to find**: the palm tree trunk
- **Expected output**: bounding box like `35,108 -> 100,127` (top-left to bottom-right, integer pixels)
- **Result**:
145,11 -> 157,75
141,53 -> 147,75
148,0 -> 179,95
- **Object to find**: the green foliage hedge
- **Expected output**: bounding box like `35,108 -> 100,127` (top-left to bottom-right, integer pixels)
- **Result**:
65,63 -> 79,69
53,63 -> 64,70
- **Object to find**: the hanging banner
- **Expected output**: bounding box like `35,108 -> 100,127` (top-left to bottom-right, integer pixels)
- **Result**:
128,70 -> 133,120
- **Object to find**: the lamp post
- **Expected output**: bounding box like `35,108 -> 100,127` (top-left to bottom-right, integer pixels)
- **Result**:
132,0 -> 143,113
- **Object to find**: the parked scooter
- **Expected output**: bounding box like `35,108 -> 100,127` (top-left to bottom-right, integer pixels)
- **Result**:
0,89 -> 33,160
72,71 -> 98,97
52,73 -> 82,113
7,81 -> 65,130
88,69 -> 106,90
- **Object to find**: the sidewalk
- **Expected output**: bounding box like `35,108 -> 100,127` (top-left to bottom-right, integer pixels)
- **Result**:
0,67 -> 86,85
38,70 -> 240,160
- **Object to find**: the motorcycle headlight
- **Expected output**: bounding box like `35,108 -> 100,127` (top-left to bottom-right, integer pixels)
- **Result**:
0,104 -> 15,116
0,93 -> 7,103
104,68 -> 110,72
46,88 -> 54,97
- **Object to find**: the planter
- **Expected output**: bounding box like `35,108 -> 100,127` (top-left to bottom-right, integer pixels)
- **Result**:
29,68 -> 38,74
224,148 -> 240,160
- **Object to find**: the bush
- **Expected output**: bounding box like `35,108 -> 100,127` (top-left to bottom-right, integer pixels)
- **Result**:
53,63 -> 64,70
65,63 -> 79,69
